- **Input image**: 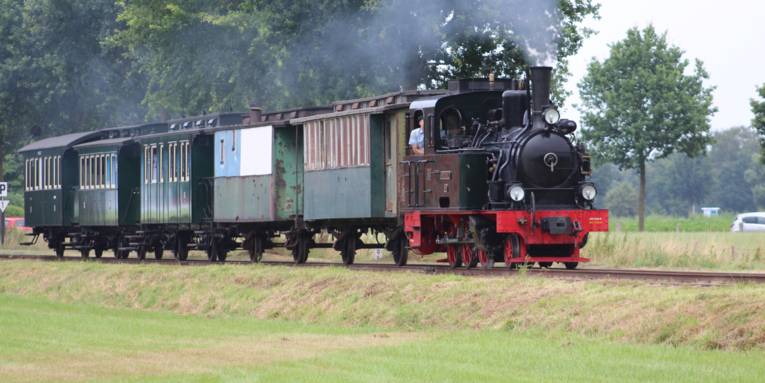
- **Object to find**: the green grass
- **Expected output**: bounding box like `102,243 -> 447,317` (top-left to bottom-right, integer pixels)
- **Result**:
610,214 -> 737,232
583,232 -> 765,270
1,293 -> 764,383
1,260 -> 765,351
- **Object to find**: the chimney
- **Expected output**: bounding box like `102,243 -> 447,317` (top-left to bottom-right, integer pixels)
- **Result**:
249,104 -> 263,123
529,66 -> 552,113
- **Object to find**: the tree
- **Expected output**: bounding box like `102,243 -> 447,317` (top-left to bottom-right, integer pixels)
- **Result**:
110,0 -> 599,119
578,26 -> 715,231
710,127 -> 759,212
604,180 -> 638,217
752,83 -> 765,159
648,153 -> 709,216
0,0 -> 145,180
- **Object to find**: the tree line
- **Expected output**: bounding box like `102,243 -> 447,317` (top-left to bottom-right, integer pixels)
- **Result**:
593,126 -> 765,217
0,0 -> 598,182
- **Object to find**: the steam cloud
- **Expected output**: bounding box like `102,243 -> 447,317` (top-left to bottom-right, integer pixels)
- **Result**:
295,0 -> 562,93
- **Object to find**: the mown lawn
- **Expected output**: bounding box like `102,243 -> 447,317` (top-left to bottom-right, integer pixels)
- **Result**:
1,293 -> 763,383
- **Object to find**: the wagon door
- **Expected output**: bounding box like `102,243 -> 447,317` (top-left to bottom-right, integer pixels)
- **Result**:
384,113 -> 400,217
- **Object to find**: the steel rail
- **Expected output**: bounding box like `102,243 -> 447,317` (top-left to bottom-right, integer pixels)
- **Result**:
1,253 -> 764,285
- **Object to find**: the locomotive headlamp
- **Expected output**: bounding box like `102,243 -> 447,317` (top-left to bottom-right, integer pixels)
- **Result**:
579,183 -> 597,201
543,107 -> 560,125
508,184 -> 525,202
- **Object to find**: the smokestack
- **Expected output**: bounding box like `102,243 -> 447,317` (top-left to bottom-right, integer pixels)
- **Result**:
529,66 -> 552,113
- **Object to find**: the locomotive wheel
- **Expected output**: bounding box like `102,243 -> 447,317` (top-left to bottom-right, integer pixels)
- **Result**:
461,244 -> 478,269
504,234 -> 521,270
80,248 -> 90,259
564,262 -> 579,270
446,245 -> 462,268
477,248 -> 494,269
154,243 -> 163,260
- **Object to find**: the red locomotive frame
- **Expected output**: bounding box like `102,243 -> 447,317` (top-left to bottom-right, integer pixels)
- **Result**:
404,209 -> 609,265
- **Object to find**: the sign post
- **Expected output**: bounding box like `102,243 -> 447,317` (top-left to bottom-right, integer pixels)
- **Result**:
0,182 -> 8,245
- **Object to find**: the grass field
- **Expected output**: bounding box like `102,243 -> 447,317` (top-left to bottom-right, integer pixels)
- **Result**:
2,293 -> 764,383
583,232 -> 765,270
609,214 -> 736,232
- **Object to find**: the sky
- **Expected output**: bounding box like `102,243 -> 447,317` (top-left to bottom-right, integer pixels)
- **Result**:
560,0 -> 765,131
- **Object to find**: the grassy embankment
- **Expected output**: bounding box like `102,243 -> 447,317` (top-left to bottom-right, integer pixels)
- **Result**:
2,293 -> 764,383
1,261 -> 765,381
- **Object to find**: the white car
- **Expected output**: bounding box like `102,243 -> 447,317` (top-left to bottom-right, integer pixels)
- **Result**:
731,212 -> 765,232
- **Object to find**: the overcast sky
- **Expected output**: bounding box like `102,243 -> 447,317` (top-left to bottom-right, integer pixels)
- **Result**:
560,0 -> 765,131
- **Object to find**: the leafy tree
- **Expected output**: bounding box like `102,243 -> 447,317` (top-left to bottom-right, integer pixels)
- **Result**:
604,180 -> 638,217
110,0 -> 599,119
648,153 -> 709,216
752,83 -> 765,160
578,26 -> 716,231
709,127 -> 759,212
0,0 -> 145,180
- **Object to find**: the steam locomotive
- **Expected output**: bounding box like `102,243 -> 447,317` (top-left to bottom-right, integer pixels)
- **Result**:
19,66 -> 607,268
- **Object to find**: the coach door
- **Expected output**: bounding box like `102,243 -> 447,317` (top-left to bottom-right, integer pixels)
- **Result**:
384,113 -> 400,217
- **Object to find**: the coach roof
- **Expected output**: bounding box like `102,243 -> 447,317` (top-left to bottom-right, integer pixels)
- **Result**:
18,131 -> 104,154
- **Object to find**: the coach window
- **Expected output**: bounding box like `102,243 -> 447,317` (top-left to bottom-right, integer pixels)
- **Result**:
51,157 -> 56,189
56,156 -> 61,189
151,145 -> 158,184
90,156 -> 95,189
159,144 -> 165,183
111,154 -> 118,188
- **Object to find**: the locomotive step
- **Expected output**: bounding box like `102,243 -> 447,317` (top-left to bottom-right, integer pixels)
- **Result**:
19,242 -> 36,246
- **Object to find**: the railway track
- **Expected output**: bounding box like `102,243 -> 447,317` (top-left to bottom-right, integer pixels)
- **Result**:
1,253 -> 764,285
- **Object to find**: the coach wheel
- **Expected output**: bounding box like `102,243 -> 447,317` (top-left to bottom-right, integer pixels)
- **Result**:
154,243 -> 164,260
54,241 -> 65,258
137,246 -> 146,261
446,245 -> 462,268
174,238 -> 189,261
564,262 -> 579,270
391,237 -> 408,267
477,248 -> 494,269
340,243 -> 356,266
207,239 -> 219,262
461,244 -> 478,269
292,238 -> 309,264
80,248 -> 90,259
94,247 -> 104,259
248,236 -> 264,263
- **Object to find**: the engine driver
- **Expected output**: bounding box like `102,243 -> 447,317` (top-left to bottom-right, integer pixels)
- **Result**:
409,115 -> 425,155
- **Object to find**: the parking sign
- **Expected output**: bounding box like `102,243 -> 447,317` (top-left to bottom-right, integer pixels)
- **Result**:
0,182 -> 6,198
